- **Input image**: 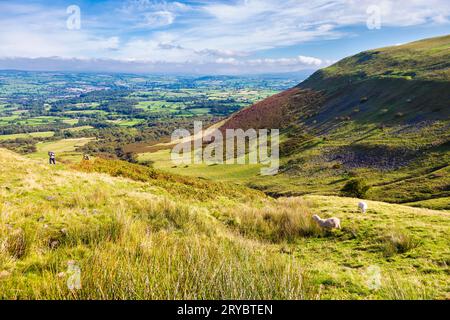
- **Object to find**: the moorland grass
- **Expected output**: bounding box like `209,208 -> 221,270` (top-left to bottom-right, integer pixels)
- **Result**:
0,149 -> 448,299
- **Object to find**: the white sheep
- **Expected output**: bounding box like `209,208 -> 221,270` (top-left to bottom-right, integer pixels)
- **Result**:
358,201 -> 368,214
312,214 -> 341,230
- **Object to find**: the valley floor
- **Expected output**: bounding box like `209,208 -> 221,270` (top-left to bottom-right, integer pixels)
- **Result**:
137,120 -> 450,210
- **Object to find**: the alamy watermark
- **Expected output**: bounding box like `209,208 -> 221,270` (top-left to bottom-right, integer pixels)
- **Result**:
67,5 -> 81,30
366,5 -> 382,30
170,122 -> 279,176
67,260 -> 82,290
365,265 -> 382,290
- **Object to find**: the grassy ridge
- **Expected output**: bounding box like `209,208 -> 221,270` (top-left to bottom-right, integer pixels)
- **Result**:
0,149 -> 449,299
317,35 -> 450,82
299,35 -> 450,124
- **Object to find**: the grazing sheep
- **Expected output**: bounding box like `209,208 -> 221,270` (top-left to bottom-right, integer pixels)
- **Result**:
358,201 -> 368,214
312,214 -> 341,230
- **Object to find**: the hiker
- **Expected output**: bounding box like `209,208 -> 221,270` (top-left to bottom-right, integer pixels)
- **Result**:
48,151 -> 56,165
83,154 -> 90,161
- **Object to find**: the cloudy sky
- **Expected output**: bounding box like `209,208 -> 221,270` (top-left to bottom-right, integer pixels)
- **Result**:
0,0 -> 449,74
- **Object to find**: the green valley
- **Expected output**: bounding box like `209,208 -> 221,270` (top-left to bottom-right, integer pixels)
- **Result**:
140,35 -> 450,210
0,34 -> 448,301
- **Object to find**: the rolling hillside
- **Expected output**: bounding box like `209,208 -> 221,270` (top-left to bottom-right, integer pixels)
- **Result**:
0,148 -> 449,299
205,35 -> 449,208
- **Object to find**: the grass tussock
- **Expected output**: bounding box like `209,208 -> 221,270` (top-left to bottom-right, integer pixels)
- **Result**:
379,228 -> 421,257
64,215 -> 124,246
380,274 -> 435,300
128,198 -> 210,234
2,228 -> 27,259
65,188 -> 109,209
221,198 -> 324,242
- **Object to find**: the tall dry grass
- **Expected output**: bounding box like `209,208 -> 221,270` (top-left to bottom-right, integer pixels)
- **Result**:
0,189 -> 318,299
221,197 -> 324,242
0,153 -> 447,300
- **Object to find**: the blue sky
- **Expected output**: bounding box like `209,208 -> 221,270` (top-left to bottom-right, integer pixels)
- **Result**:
0,0 -> 449,74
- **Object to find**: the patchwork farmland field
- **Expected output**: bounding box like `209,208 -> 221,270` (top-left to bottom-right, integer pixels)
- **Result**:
0,71 -> 303,160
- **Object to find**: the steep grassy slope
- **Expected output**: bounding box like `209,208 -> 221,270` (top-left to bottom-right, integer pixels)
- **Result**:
299,36 -> 450,125
222,35 -> 450,130
313,35 -> 450,82
0,149 -> 449,299
143,35 -> 449,208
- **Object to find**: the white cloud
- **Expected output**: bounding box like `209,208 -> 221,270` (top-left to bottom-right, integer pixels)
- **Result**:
0,0 -> 449,73
119,0 -> 189,28
121,0 -> 189,13
203,0 -> 274,23
99,37 -> 121,50
187,0 -> 450,52
215,57 -> 239,65
0,56 -> 326,74
214,55 -> 330,71
298,56 -> 323,66
196,48 -> 250,58
143,11 -> 175,27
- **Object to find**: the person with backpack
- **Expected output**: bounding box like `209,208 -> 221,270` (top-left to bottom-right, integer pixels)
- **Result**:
48,151 -> 56,165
